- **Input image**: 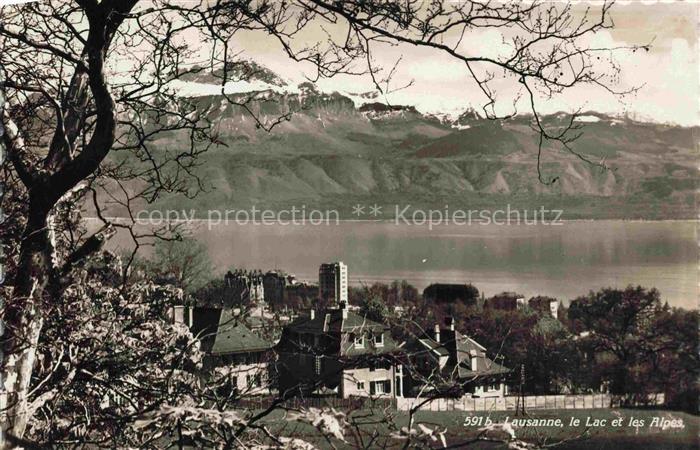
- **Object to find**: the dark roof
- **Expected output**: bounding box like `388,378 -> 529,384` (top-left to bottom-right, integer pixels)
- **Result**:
419,328 -> 510,379
453,333 -> 486,358
457,356 -> 511,378
418,338 -> 450,357
286,308 -> 386,334
283,307 -> 399,356
423,284 -> 478,304
191,307 -> 271,355
211,310 -> 271,355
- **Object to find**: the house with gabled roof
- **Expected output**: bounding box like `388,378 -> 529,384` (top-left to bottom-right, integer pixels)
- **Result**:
275,303 -> 404,399
186,307 -> 274,396
404,318 -> 510,398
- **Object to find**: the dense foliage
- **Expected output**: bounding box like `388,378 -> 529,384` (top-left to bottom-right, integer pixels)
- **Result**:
349,282 -> 698,410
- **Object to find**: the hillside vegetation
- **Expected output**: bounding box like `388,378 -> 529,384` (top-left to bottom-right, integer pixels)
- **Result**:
127,66 -> 697,220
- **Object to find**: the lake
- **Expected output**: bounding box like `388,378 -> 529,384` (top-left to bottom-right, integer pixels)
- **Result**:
109,220 -> 698,309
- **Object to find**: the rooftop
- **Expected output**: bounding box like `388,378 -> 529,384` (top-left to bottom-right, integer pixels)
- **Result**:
420,327 -> 510,379
211,310 -> 271,355
282,306 -> 399,356
287,307 -> 386,334
191,307 -> 271,355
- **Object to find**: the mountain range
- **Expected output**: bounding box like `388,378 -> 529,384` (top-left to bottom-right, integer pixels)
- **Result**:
141,62 -> 697,220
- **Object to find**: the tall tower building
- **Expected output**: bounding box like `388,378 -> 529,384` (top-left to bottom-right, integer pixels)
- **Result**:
319,261 -> 348,305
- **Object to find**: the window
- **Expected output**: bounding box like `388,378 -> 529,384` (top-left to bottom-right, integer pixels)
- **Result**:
356,381 -> 365,391
353,334 -> 364,348
314,356 -> 323,375
247,374 -> 261,388
370,380 -> 391,395
229,375 -> 238,392
373,333 -> 384,347
482,381 -> 501,392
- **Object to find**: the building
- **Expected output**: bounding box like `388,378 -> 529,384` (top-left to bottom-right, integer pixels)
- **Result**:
528,297 -> 560,319
319,261 -> 348,305
198,269 -> 303,311
262,270 -> 288,309
285,282 -> 319,308
174,306 -> 274,396
404,318 -> 510,398
275,303 -> 403,399
224,269 -> 265,306
423,283 -> 479,306
484,292 -> 525,310
487,293 -> 559,319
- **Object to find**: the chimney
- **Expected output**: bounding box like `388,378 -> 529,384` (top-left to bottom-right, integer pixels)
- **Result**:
445,316 -> 455,331
470,350 -> 478,371
550,300 -> 559,319
342,307 -> 348,319
433,324 -> 440,343
310,309 -> 315,320
171,305 -> 185,324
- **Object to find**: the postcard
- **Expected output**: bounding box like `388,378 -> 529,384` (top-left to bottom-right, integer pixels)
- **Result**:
0,1 -> 697,448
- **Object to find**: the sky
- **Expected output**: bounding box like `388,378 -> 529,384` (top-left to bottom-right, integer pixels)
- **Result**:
182,1 -> 698,126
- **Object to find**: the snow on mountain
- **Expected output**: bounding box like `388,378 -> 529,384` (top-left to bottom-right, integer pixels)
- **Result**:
171,78 -> 294,97
171,61 -> 487,126
576,115 -> 602,123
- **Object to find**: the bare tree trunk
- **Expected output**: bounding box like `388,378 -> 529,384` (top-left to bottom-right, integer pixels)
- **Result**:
0,6 -> 126,444
1,315 -> 44,447
1,204 -> 55,448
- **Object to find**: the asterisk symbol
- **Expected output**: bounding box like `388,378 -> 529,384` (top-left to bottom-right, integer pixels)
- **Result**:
369,204 -> 382,217
352,204 -> 366,216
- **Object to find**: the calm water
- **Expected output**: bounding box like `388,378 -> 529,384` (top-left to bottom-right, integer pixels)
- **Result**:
110,220 -> 698,309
